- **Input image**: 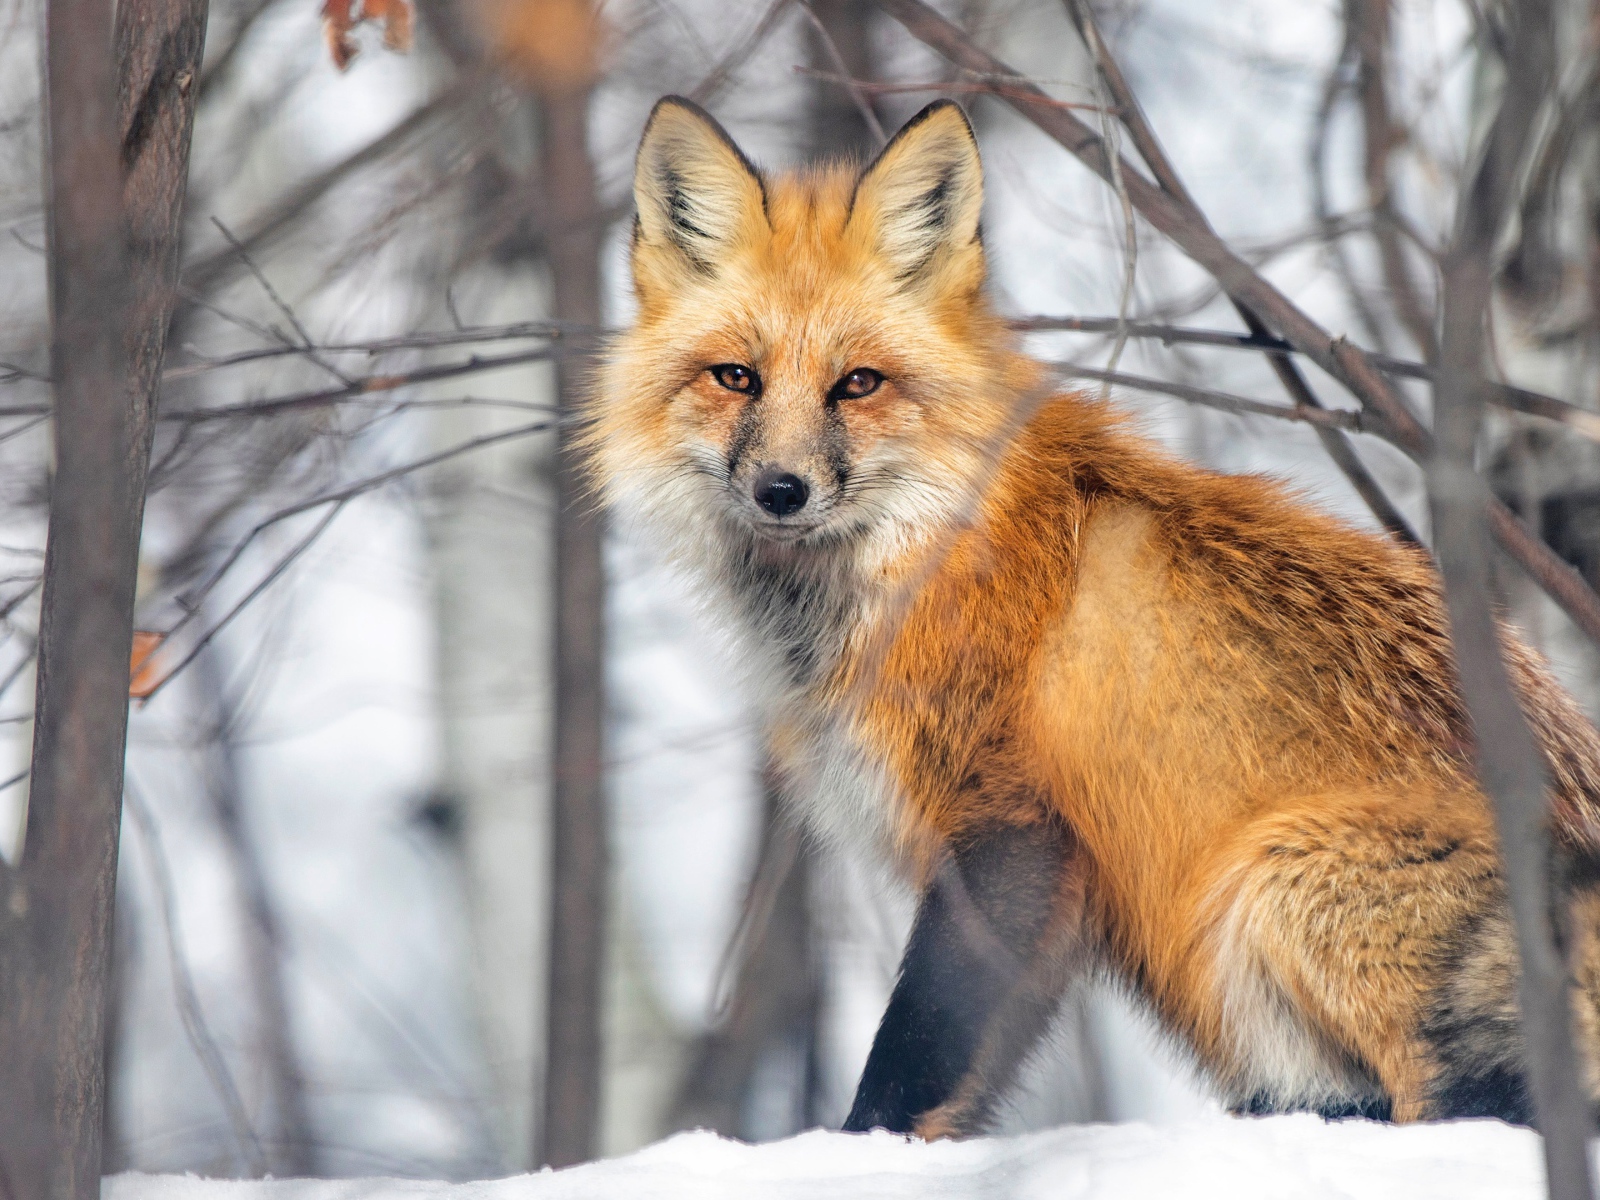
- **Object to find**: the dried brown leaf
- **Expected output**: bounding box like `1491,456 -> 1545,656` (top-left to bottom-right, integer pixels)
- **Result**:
322,0 -> 413,70
129,630 -> 165,700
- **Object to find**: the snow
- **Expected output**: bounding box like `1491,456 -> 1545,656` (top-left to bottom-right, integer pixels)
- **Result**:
106,1116 -> 1577,1200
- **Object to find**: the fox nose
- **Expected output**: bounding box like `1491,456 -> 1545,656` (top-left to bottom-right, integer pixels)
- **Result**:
753,469 -> 809,517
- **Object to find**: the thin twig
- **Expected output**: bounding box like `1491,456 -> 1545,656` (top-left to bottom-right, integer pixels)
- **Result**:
161,345 -> 563,423
182,75 -> 482,293
142,418 -> 557,699
685,0 -> 796,104
1308,9 -> 1392,351
1014,315 -> 1600,442
0,642 -> 36,706
800,65 -> 1118,113
207,218 -> 352,387
143,500 -> 349,703
1351,0 -> 1439,359
0,415 -> 48,447
162,318 -> 593,380
1051,362 -> 1374,436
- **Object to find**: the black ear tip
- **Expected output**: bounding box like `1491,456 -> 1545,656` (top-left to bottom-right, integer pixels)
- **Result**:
642,94 -> 715,141
637,94 -> 766,194
861,98 -> 976,165
903,98 -> 974,135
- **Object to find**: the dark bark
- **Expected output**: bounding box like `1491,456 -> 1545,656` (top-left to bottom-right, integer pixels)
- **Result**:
539,80 -> 609,1170
1427,3 -> 1595,1197
0,0 -> 205,1189
118,0 -> 209,409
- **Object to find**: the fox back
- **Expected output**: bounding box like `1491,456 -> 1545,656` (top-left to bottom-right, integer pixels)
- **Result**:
589,97 -> 1600,1136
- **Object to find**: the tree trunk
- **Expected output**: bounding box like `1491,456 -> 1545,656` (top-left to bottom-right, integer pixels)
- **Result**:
1427,4 -> 1596,1199
0,0 -> 203,1189
539,80 -> 609,1169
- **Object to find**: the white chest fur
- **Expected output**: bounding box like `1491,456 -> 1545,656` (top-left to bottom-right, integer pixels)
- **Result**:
780,715 -> 906,859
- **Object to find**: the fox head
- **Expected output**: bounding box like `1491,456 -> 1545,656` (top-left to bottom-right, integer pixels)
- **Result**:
590,96 -> 1042,574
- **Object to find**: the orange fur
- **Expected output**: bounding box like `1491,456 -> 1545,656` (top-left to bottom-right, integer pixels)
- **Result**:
588,97 -> 1600,1128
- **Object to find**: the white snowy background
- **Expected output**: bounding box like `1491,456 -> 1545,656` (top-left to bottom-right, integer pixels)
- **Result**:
1,0 -> 1595,1192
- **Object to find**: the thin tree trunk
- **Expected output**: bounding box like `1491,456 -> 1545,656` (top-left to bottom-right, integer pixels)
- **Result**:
193,644 -> 315,1176
0,0 -> 204,1187
539,79 -> 609,1169
1427,4 -> 1595,1199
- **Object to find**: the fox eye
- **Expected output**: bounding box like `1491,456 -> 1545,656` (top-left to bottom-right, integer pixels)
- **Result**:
830,368 -> 883,401
710,363 -> 759,394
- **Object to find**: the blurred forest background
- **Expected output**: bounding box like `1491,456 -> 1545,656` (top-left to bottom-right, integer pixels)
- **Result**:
1,0 -> 1598,1181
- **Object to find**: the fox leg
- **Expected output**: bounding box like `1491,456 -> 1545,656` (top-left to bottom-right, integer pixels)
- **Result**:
843,819 -> 1085,1138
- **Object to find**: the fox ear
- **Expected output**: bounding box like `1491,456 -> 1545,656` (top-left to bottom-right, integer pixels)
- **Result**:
633,96 -> 767,278
849,100 -> 983,283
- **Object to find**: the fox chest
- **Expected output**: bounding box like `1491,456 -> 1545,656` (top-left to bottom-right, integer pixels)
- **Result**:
768,711 -> 909,858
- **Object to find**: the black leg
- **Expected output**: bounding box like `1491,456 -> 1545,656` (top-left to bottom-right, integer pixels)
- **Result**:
842,820 -> 1073,1135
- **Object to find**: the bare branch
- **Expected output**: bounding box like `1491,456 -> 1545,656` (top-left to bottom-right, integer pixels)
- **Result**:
1050,362 -> 1376,436
182,75 -> 483,294
684,0 -> 796,105
875,0 -> 1600,644
1351,0 -> 1439,358
163,317 -> 593,379
142,418 -> 556,699
1062,0 -> 1418,544
796,67 -> 1113,110
206,218 -> 353,386
798,1 -> 888,145
143,500 -> 348,703
162,344 -> 562,422
1016,315 -> 1600,442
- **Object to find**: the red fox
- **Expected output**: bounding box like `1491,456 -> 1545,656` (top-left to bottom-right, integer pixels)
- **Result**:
587,95 -> 1600,1136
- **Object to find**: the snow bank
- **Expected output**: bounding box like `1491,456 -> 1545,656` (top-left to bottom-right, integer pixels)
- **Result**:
106,1114 -> 1576,1199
